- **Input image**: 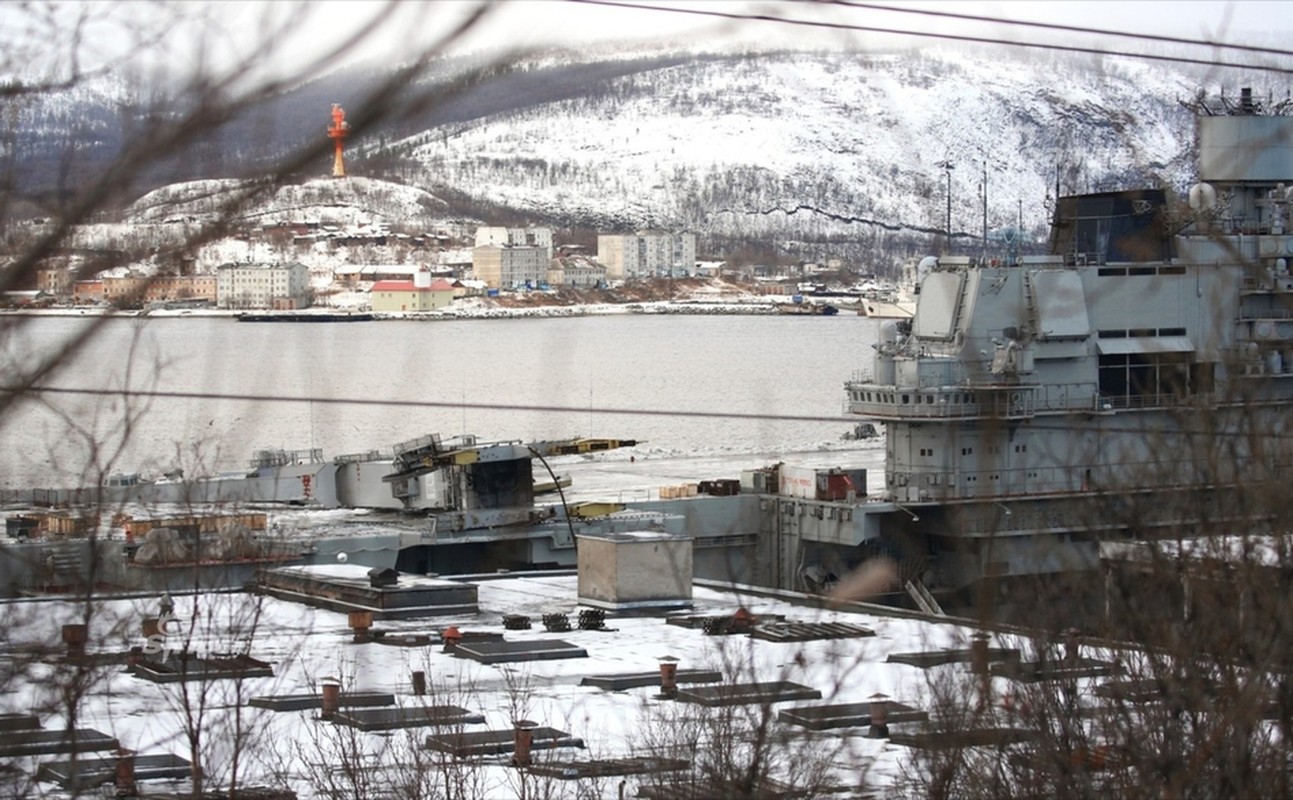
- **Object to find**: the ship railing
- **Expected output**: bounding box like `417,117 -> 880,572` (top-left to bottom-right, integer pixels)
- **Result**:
1238,307 -> 1293,320
845,384 -> 1038,420
1098,392 -> 1192,411
851,381 -> 1198,417
392,433 -> 442,457
334,450 -> 386,465
248,448 -> 323,469
1067,251 -> 1108,267
898,456 -> 1258,524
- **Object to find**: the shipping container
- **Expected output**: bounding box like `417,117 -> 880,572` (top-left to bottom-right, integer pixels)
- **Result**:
778,465 -> 864,500
778,465 -> 819,499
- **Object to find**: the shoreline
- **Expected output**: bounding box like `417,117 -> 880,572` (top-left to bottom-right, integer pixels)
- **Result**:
1,298 -> 875,321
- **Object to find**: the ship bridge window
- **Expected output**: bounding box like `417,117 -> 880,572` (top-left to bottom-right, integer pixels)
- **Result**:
1099,327 -> 1188,339
1098,349 -> 1192,403
1095,336 -> 1194,356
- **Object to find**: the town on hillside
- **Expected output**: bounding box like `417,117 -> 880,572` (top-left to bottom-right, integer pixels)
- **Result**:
11,222 -> 902,315
4,102 -> 905,316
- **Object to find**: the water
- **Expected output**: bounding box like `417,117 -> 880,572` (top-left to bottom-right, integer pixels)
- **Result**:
0,313 -> 880,488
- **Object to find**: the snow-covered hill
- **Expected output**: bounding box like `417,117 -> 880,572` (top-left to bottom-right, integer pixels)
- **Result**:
8,44 -> 1272,270
389,48 -> 1205,262
125,176 -> 449,227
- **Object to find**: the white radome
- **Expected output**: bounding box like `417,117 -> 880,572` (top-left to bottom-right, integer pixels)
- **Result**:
336,552 -> 348,563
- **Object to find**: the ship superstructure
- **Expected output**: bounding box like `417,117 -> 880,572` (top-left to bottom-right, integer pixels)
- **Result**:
842,88 -> 1293,592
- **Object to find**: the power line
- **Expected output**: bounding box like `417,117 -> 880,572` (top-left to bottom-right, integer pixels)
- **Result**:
565,0 -> 1293,75
16,385 -> 856,425
13,384 -> 1293,442
818,0 -> 1293,60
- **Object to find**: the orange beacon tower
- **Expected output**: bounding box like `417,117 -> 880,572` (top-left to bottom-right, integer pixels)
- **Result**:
327,104 -> 350,177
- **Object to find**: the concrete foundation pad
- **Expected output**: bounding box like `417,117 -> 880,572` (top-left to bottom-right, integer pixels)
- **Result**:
331,705 -> 485,731
0,713 -> 39,732
249,692 -> 395,712
750,621 -> 874,642
425,727 -> 583,757
886,648 -> 1020,669
453,639 -> 587,665
258,565 -> 478,619
676,681 -> 821,707
778,701 -> 926,730
130,654 -> 273,683
37,753 -> 192,788
580,669 -> 722,691
991,657 -> 1118,683
527,756 -> 690,779
0,729 -> 118,758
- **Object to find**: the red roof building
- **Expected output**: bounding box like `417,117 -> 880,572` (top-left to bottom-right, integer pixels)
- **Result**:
370,274 -> 455,312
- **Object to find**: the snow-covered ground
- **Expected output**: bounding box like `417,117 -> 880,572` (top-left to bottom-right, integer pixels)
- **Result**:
1,570 -> 1066,798
10,279 -> 857,320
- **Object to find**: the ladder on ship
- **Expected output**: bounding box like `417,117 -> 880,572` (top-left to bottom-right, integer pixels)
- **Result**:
905,578 -> 945,616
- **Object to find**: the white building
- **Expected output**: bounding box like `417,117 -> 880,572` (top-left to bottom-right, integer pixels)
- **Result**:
596,231 -> 697,280
370,270 -> 455,312
474,227 -> 553,259
216,262 -> 311,310
471,245 -> 549,289
548,255 -> 608,289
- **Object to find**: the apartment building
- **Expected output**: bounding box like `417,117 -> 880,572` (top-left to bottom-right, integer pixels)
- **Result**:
471,245 -> 549,289
596,231 -> 696,280
216,262 -> 311,310
474,227 -> 553,259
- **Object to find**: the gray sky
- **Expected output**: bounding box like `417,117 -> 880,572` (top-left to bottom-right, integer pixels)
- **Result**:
3,1 -> 1289,88
248,1 -> 1291,60
208,1 -> 1293,81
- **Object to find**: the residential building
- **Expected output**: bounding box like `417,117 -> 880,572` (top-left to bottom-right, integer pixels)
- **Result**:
370,271 -> 455,312
472,245 -> 549,289
95,273 -> 218,305
597,231 -> 696,279
333,264 -> 426,286
694,261 -> 727,278
71,280 -> 105,304
102,274 -> 149,306
37,268 -> 71,296
548,255 -> 608,288
474,227 -> 553,259
143,275 -> 217,303
454,279 -> 487,298
216,262 -> 311,310
436,248 -> 475,279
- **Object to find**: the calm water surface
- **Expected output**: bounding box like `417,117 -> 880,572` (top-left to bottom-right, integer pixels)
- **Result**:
0,313 -> 879,487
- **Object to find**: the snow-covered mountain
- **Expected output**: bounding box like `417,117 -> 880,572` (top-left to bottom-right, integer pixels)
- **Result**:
386,48 -> 1206,262
7,45 -> 1265,269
